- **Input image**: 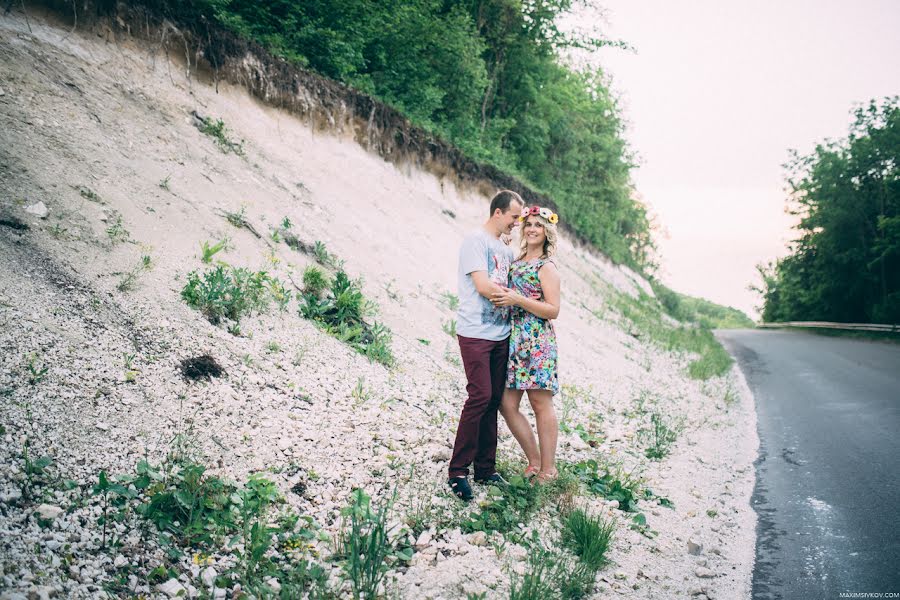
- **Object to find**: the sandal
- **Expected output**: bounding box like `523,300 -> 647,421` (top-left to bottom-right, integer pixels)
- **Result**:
536,470 -> 559,484
523,465 -> 541,479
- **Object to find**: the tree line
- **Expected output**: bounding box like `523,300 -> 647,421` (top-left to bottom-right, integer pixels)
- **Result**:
755,98 -> 900,324
148,0 -> 652,268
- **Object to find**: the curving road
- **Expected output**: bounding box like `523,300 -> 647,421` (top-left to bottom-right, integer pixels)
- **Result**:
716,329 -> 900,600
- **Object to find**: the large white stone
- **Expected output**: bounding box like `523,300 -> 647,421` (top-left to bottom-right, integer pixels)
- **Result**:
156,579 -> 185,598
35,504 -> 63,520
25,202 -> 49,219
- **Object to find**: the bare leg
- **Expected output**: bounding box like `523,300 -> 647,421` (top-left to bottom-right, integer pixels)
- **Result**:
527,390 -> 558,477
499,388 -> 541,471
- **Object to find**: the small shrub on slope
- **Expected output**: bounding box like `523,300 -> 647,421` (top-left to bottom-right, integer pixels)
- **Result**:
299,269 -> 394,366
181,264 -> 289,325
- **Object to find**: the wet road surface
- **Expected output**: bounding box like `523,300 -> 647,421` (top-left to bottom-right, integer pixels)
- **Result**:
717,329 -> 900,599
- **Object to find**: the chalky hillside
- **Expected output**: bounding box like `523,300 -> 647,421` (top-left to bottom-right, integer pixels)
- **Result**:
1,7 -> 757,600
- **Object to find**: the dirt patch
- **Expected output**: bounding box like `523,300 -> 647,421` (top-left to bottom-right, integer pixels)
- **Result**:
0,217 -> 28,230
179,354 -> 225,381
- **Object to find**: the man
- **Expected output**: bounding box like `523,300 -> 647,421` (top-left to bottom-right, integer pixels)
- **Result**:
448,189 -> 524,500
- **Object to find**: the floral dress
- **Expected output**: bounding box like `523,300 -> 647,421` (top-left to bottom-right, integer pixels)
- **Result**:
506,258 -> 559,395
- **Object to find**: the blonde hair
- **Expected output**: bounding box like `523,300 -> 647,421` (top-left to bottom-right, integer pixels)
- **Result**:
518,215 -> 558,260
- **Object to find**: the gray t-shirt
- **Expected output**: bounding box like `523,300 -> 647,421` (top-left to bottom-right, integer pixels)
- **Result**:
457,230 -> 515,341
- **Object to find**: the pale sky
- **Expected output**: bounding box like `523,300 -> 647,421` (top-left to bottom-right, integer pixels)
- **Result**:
571,0 -> 900,319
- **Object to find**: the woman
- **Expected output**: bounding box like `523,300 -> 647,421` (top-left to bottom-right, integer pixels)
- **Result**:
491,205 -> 561,482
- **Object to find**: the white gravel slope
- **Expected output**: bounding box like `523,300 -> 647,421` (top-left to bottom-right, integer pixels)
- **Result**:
0,12 -> 757,600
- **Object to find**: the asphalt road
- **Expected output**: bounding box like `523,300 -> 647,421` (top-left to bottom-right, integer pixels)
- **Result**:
716,329 -> 900,600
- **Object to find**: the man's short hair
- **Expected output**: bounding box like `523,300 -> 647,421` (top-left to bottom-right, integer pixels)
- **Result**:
489,190 -> 524,216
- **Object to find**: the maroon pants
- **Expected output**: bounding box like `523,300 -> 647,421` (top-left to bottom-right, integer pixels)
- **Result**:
448,334 -> 510,479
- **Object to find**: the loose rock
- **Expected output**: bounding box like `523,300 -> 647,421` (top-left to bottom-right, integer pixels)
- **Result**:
35,505 -> 64,520
695,567 -> 716,579
687,538 -> 703,555
25,202 -> 49,219
466,531 -> 487,546
156,579 -> 185,598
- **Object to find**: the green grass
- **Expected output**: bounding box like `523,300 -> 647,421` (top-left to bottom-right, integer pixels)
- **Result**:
786,327 -> 900,345
650,279 -> 754,329
560,509 -> 615,570
509,546 -> 596,600
606,288 -> 733,380
336,489 -> 409,600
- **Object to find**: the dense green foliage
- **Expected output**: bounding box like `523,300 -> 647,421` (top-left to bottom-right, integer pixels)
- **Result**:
148,0 -> 649,267
755,98 -> 900,323
651,280 -> 754,329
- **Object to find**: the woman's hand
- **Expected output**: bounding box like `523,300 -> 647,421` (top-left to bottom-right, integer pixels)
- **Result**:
491,287 -> 522,307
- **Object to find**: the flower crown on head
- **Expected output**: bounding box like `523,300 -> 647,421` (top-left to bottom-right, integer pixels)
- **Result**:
519,205 -> 559,224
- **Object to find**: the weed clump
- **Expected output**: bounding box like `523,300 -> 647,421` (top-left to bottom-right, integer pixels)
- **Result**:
564,459 -> 642,513
200,238 -> 229,263
179,354 -> 225,381
181,264 -> 289,326
106,215 -> 130,244
335,489 -> 410,599
302,265 -> 329,296
509,545 -> 596,600
640,412 -> 681,460
193,112 -> 244,155
313,240 -> 343,269
461,475 -> 540,534
441,291 -> 459,311
560,508 -> 615,570
299,270 -> 394,366
117,254 -> 152,292
78,186 -> 103,203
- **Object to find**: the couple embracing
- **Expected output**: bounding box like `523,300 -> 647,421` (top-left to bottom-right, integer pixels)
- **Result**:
447,190 -> 561,501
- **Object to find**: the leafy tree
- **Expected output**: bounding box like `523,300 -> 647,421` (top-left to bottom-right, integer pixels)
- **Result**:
755,98 -> 900,323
